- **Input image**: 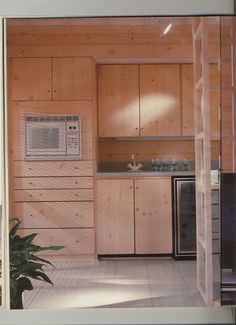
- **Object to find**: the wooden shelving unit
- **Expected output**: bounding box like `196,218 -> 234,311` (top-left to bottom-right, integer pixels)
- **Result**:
192,17 -> 214,306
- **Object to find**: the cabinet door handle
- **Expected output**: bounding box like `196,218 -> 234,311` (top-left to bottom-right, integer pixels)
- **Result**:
136,208 -> 139,211
136,187 -> 139,189
129,186 -> 133,189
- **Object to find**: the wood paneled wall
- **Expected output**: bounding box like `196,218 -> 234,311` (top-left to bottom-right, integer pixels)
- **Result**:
98,138 -> 220,162
9,56 -> 97,259
7,18 -> 220,63
220,17 -> 236,172
7,18 -> 221,260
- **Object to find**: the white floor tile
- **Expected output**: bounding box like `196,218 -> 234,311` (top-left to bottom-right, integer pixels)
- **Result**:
24,259 -> 205,309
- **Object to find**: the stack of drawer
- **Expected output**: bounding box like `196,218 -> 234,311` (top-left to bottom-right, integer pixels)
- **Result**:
13,160 -> 95,259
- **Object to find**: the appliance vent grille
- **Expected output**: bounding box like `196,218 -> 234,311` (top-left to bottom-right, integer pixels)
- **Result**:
25,115 -> 79,122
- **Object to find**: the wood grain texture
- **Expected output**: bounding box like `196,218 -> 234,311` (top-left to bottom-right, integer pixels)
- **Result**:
15,201 -> 94,228
18,228 -> 95,255
96,179 -> 135,254
220,17 -> 235,172
52,57 -> 93,100
14,177 -> 93,189
135,177 -> 172,254
14,189 -> 93,202
11,101 -> 93,160
13,161 -> 93,177
98,65 -> 139,137
181,64 -> 194,136
11,58 -> 52,100
98,138 -> 196,162
140,64 -> 181,136
7,20 -> 219,62
209,64 -> 220,139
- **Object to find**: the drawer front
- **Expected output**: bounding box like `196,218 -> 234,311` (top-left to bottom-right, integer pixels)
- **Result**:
14,177 -> 93,189
15,201 -> 94,228
14,160 -> 94,177
18,228 -> 95,255
14,189 -> 94,202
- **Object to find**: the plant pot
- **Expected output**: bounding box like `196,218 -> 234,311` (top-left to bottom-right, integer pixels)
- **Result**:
11,291 -> 24,309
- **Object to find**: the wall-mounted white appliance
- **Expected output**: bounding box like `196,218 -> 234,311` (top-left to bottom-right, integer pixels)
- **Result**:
25,115 -> 81,160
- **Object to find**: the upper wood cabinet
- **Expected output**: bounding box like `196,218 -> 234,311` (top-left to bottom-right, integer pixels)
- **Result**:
98,65 -> 139,137
98,64 -> 182,137
12,57 -> 93,101
52,58 -> 93,100
181,64 -> 194,136
12,58 -> 52,100
135,177 -> 172,254
139,65 -> 181,136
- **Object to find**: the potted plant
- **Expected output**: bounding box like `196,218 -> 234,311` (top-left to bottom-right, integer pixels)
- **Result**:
9,218 -> 63,309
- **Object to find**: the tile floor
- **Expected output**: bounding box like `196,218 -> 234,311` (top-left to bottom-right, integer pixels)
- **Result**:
24,259 -> 205,309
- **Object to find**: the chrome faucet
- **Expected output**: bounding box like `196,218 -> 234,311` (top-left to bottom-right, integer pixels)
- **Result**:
127,154 -> 143,171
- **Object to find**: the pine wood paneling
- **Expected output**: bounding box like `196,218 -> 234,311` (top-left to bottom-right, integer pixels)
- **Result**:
98,65 -> 139,137
209,64 -> 220,139
220,17 -> 235,172
15,201 -> 94,228
96,179 -> 134,254
8,45 -> 194,62
13,161 -> 93,177
14,177 -> 93,189
12,58 -> 52,100
135,177 -> 172,254
52,57 -> 93,100
98,138 -> 195,162
11,101 -> 93,160
14,189 -> 93,202
140,64 -> 181,136
18,228 -> 95,255
221,137 -> 234,172
181,64 -> 194,136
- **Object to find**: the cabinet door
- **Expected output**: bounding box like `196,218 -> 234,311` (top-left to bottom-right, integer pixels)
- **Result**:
96,179 -> 134,254
181,64 -> 194,136
140,65 -> 181,136
135,178 -> 172,254
52,57 -> 93,100
98,65 -> 139,137
12,58 -> 52,100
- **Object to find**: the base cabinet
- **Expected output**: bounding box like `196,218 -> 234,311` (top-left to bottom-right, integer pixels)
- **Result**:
135,178 -> 172,254
96,177 -> 172,255
96,179 -> 135,254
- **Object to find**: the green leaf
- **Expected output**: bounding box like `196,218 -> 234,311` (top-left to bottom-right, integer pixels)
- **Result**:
16,277 -> 33,292
21,233 -> 37,245
29,254 -> 54,267
9,221 -> 21,240
29,271 -> 53,285
9,217 -> 64,302
30,244 -> 64,252
18,262 -> 44,274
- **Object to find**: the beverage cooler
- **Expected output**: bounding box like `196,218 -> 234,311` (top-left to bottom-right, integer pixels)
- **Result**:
172,177 -> 196,258
221,173 -> 236,305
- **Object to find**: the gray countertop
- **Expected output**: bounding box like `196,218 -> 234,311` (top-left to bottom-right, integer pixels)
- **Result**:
96,171 -> 195,177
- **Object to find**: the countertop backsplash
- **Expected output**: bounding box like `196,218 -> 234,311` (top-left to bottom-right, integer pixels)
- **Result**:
97,160 -> 196,173
97,160 -> 219,174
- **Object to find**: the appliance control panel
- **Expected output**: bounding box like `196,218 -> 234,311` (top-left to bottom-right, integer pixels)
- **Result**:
66,121 -> 80,155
